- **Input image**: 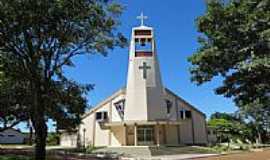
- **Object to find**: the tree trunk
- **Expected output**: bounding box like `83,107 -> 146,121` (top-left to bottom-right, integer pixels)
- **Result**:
34,117 -> 47,160
31,81 -> 47,160
256,125 -> 262,146
227,137 -> 230,150
28,119 -> 33,145
257,131 -> 262,144
29,125 -> 33,145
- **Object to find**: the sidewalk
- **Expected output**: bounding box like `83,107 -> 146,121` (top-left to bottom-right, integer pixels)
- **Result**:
121,154 -> 219,160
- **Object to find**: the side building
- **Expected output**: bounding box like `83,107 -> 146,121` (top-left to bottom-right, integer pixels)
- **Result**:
0,128 -> 27,144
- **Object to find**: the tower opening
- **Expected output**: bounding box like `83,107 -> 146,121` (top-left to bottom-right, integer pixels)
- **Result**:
135,38 -> 153,57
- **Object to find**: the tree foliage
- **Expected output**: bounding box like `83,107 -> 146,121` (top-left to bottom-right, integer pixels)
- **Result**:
208,112 -> 252,143
0,0 -> 126,159
189,0 -> 270,137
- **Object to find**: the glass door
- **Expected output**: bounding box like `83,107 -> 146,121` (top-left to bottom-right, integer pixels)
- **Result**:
137,126 -> 154,145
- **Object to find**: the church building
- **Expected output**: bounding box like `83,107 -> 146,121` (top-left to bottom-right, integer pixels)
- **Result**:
60,14 -> 208,147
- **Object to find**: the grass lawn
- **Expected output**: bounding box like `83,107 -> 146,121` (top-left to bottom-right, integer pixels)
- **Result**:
0,155 -> 32,160
0,155 -> 61,160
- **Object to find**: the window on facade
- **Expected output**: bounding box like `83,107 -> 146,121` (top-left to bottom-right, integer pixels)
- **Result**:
96,112 -> 108,121
8,135 -> 15,137
0,134 -> 4,137
179,109 -> 192,119
96,112 -> 102,120
179,110 -> 184,119
165,99 -> 172,114
114,99 -> 125,120
103,112 -> 108,120
186,111 -> 192,118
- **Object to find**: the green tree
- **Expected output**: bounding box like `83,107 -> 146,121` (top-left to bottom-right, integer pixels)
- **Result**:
46,132 -> 60,146
0,64 -> 30,131
208,112 -> 252,146
208,118 -> 233,143
0,0 -> 126,159
189,0 -> 270,142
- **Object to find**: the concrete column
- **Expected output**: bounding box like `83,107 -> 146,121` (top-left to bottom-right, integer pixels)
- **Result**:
108,127 -> 112,146
123,124 -> 127,146
156,125 -> 160,146
163,125 -> 167,144
134,124 -> 137,146
177,124 -> 181,144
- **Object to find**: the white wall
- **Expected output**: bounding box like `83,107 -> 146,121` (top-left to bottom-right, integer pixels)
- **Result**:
193,112 -> 208,144
165,125 -> 178,145
79,113 -> 95,147
60,132 -> 77,147
110,126 -> 125,146
111,94 -> 126,122
93,102 -> 110,146
165,90 -> 207,145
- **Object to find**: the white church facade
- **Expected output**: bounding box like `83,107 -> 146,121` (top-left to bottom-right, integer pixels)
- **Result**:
60,14 -> 208,147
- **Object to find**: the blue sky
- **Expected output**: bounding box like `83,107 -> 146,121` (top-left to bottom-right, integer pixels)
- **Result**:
18,0 -> 237,132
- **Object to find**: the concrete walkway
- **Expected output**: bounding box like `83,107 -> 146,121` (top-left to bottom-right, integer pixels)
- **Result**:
150,154 -> 218,160
95,146 -> 219,159
120,154 -> 218,160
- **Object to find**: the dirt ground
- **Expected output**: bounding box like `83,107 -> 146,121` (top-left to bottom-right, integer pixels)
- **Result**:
197,149 -> 270,160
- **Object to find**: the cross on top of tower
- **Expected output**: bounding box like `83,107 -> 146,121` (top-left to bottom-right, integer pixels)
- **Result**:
137,12 -> 148,26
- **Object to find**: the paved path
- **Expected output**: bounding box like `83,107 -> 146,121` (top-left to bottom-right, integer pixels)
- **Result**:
150,154 -> 218,160
95,146 -> 217,158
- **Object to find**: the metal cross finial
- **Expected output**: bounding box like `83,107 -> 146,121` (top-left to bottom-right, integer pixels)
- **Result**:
137,12 -> 148,26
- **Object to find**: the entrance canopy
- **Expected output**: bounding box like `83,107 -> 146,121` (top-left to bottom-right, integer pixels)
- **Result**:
104,120 -> 181,127
104,120 -> 181,146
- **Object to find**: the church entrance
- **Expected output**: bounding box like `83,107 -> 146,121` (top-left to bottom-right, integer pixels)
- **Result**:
137,126 -> 155,145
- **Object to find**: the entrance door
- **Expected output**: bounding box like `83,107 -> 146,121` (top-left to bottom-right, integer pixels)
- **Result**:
137,126 -> 154,145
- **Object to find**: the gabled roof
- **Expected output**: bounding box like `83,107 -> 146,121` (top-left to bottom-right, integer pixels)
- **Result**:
82,87 -> 126,119
82,87 -> 206,119
165,88 -> 206,118
0,128 -> 24,134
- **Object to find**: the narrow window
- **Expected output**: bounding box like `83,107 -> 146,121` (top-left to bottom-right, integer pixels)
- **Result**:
114,99 -> 125,120
166,100 -> 172,114
185,111 -> 192,118
103,112 -> 108,120
179,110 -> 184,119
96,112 -> 108,121
96,112 -> 102,120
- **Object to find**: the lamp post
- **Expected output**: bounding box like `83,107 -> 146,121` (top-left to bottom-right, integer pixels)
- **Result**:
83,128 -> 86,148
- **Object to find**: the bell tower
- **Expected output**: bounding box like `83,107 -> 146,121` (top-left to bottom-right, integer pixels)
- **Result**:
124,13 -> 166,121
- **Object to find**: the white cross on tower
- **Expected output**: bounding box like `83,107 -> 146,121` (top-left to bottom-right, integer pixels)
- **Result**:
137,12 -> 148,26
